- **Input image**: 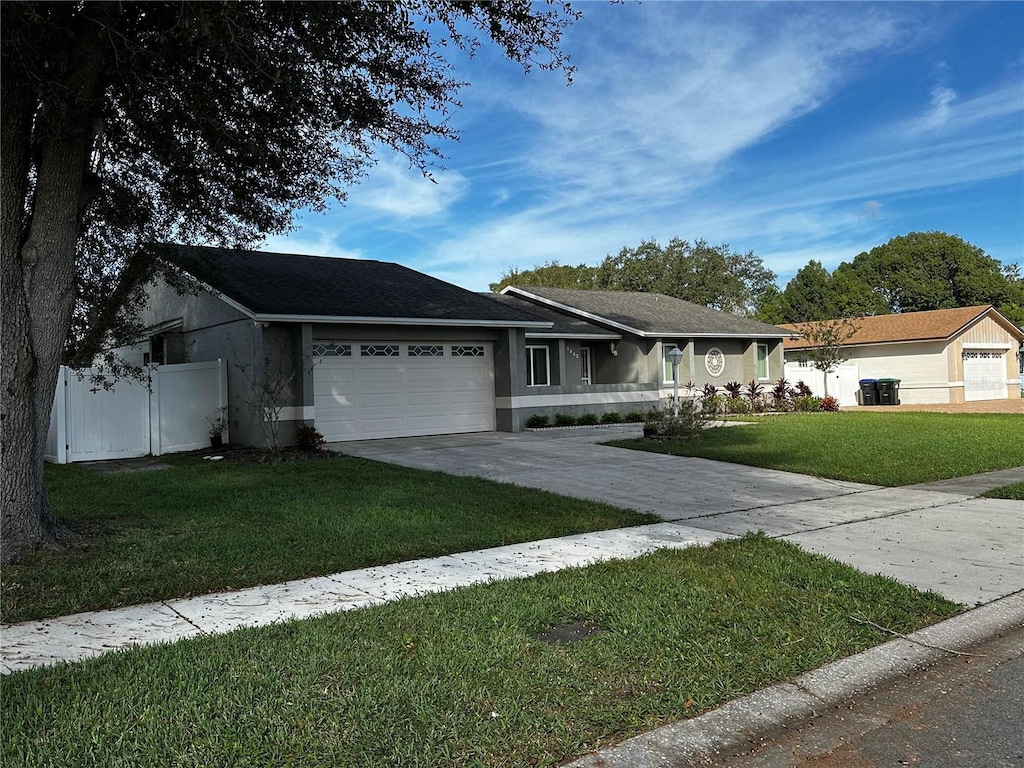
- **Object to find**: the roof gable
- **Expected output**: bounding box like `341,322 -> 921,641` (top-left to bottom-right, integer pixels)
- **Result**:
158,244 -> 550,327
781,306 -> 1023,349
484,293 -> 620,338
504,286 -> 787,338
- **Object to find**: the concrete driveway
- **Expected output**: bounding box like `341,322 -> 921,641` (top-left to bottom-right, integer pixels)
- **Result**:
334,426 -> 1024,606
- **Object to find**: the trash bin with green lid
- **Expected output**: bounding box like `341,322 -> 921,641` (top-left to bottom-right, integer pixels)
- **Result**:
859,379 -> 879,406
877,378 -> 901,405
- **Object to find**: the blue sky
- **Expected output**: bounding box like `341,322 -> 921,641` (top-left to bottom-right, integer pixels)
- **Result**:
266,1 -> 1024,292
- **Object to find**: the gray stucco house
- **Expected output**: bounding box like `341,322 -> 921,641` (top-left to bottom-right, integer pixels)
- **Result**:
133,245 -> 786,445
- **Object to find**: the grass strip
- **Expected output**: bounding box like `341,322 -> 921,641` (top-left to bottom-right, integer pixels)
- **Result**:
3,455 -> 656,624
3,535 -> 958,768
610,412 -> 1024,486
982,481 -> 1024,500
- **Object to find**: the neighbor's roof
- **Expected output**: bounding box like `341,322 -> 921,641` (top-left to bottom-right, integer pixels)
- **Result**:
781,305 -> 1022,349
502,286 -> 788,338
484,293 -> 620,339
158,244 -> 552,328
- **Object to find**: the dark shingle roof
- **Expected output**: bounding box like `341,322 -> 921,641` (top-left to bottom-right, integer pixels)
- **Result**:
484,293 -> 620,338
505,286 -> 788,338
159,245 -> 550,325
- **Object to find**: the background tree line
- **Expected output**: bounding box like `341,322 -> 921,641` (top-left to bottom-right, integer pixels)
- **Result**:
491,231 -> 1024,326
490,237 -> 776,317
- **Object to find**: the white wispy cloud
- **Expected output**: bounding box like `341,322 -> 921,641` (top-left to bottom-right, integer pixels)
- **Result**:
260,227 -> 365,261
348,156 -> 469,219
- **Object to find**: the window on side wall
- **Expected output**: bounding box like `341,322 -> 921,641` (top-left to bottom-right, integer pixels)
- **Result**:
580,347 -> 592,385
526,345 -> 550,387
663,342 -> 682,383
756,343 -> 769,379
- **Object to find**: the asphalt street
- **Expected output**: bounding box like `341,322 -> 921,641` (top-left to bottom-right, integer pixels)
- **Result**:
697,625 -> 1024,768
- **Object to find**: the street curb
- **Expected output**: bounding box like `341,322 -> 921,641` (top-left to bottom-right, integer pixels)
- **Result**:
566,591 -> 1024,768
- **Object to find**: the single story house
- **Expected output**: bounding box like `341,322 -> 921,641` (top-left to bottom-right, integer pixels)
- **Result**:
131,245 -> 787,445
781,306 -> 1024,405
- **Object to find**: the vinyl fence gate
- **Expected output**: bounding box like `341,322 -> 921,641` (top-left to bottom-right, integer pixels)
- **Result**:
45,360 -> 228,464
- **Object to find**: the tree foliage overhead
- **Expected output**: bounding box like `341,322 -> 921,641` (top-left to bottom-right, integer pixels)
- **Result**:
1,0 -> 579,562
491,238 -> 777,317
761,232 -> 1024,325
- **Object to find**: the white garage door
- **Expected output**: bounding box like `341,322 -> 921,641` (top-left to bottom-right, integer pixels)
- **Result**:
313,341 -> 495,441
963,351 -> 1007,401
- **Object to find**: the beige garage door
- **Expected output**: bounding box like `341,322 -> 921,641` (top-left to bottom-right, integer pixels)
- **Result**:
963,350 -> 1007,401
313,342 -> 495,441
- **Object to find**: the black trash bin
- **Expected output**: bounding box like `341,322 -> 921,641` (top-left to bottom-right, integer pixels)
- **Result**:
877,378 -> 901,406
859,379 -> 879,406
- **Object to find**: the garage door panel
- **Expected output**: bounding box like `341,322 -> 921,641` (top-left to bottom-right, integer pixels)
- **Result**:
314,342 -> 494,441
964,351 -> 1007,401
408,367 -> 448,385
360,391 -> 406,409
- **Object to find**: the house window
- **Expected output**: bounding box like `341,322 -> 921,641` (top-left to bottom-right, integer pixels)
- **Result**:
580,347 -> 592,385
526,345 -> 550,387
756,343 -> 769,379
663,342 -> 683,382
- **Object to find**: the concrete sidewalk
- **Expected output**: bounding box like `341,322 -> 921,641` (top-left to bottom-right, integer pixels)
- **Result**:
339,427 -> 1024,606
8,426 -> 1018,673
1,522 -> 724,675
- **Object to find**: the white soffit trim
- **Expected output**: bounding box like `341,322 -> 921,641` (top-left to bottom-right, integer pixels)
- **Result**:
503,287 -> 787,339
255,314 -> 552,329
961,342 -> 1012,350
524,333 -> 618,339
141,317 -> 185,336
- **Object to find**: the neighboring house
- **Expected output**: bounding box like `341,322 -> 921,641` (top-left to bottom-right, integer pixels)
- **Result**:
781,306 -> 1024,405
132,245 -> 787,445
493,286 -> 787,422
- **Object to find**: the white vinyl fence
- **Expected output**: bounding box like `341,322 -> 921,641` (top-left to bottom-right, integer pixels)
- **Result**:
45,360 -> 228,464
783,362 -> 861,407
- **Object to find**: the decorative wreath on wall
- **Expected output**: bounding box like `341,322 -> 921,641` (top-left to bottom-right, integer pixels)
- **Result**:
705,347 -> 725,377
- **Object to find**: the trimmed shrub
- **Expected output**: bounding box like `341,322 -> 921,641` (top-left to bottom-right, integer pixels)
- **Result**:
624,411 -> 646,423
820,396 -> 840,412
295,424 -> 326,452
553,412 -> 577,427
792,396 -> 822,412
600,411 -> 622,424
644,398 -> 711,439
525,414 -> 549,428
577,412 -> 599,425
725,397 -> 752,415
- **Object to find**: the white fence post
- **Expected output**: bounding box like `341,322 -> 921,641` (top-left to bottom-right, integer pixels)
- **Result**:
149,365 -> 162,457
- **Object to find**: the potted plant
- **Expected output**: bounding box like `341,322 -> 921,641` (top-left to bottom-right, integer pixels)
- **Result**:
207,408 -> 229,448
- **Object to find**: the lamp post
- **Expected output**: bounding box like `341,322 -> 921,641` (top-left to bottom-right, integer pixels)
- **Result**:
668,345 -> 684,416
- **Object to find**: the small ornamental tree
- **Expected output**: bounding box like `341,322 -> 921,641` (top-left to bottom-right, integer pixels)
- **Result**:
795,318 -> 861,397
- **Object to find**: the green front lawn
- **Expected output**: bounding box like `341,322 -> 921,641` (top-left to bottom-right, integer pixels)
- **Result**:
3,536 -> 958,768
982,482 -> 1024,500
3,455 -> 656,624
610,413 -> 1024,486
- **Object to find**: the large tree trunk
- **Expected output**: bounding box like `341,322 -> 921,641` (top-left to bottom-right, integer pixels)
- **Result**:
1,11 -> 107,564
